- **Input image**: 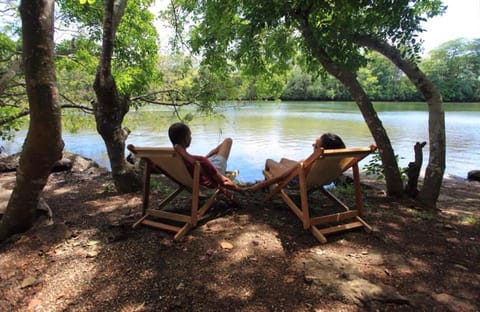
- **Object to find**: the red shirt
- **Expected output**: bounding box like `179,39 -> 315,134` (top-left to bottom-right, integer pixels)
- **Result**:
183,155 -> 218,188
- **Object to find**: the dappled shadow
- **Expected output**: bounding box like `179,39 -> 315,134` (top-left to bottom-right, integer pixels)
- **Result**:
255,180 -> 480,310
1,169 -> 479,311
350,191 -> 480,310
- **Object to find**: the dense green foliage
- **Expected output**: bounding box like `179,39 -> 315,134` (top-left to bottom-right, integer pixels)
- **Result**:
56,0 -> 162,100
166,1 -> 438,90
280,39 -> 480,102
0,0 -> 478,142
156,38 -> 479,103
421,38 -> 480,102
162,38 -> 479,103
162,0 -> 476,102
1,0 -> 163,138
0,31 -> 25,140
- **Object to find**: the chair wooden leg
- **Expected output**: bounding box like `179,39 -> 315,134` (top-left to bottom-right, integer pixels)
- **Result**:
352,164 -> 364,216
132,214 -> 149,229
174,223 -> 192,241
298,169 -> 310,230
141,161 -> 152,215
356,216 -> 372,232
310,226 -> 328,244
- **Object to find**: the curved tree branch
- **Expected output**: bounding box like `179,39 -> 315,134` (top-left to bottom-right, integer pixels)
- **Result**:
353,34 -> 446,207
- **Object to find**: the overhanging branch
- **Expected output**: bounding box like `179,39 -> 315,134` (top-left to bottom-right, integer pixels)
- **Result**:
0,109 -> 29,126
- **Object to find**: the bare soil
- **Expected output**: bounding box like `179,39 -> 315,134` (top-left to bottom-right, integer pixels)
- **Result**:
1,164 -> 479,312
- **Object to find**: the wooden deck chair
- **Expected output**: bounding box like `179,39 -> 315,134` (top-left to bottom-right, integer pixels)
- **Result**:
262,145 -> 377,243
127,144 -> 238,240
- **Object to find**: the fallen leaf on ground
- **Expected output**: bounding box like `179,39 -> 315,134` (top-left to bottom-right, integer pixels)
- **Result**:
220,241 -> 233,249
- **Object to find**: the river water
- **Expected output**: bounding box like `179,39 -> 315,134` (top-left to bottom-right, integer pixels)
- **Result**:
3,101 -> 480,182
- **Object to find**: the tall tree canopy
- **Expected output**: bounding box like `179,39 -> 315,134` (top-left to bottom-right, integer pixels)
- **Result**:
168,0 -> 446,206
56,0 -> 161,192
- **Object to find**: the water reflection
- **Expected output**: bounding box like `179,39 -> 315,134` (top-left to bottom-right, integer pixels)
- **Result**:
3,101 -> 480,182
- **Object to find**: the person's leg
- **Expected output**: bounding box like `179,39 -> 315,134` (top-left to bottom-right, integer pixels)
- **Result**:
249,158 -> 297,191
265,159 -> 290,177
216,138 -> 233,160
209,155 -> 227,175
279,158 -> 297,167
208,138 -> 232,175
265,159 -> 279,170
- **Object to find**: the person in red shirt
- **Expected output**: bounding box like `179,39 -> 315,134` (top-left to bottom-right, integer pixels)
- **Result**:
168,122 -> 245,192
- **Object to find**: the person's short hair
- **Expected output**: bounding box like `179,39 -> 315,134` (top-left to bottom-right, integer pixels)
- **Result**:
321,133 -> 346,149
168,122 -> 190,145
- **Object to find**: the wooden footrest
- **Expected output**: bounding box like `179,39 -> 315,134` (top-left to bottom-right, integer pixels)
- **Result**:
135,216 -> 193,241
318,221 -> 364,235
310,210 -> 359,226
310,220 -> 368,244
141,219 -> 183,233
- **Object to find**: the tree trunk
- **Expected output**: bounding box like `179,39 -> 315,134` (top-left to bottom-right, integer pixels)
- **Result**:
354,36 -> 446,208
294,14 -> 405,197
93,0 -> 141,193
0,0 -> 63,242
318,61 -> 404,197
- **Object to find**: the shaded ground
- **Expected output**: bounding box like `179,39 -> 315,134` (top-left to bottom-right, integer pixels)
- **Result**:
0,163 -> 479,311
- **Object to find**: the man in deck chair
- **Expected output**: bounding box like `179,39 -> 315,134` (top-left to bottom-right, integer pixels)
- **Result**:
168,122 -> 246,192
248,133 -> 346,191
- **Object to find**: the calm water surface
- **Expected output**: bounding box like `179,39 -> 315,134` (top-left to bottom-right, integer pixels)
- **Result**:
3,101 -> 480,182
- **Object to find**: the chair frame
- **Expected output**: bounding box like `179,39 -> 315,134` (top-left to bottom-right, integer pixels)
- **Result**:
262,145 -> 376,243
127,145 -> 236,240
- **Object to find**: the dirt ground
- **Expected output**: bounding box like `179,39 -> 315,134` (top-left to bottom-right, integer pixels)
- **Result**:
0,161 -> 479,312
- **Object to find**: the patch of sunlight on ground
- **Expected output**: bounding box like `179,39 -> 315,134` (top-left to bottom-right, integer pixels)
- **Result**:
50,186 -> 76,196
229,225 -> 285,262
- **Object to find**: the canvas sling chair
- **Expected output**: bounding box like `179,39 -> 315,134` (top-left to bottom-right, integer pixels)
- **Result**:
127,144 -> 239,240
262,145 -> 377,244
